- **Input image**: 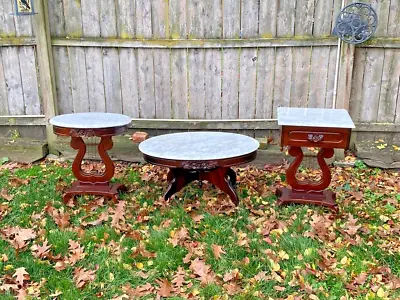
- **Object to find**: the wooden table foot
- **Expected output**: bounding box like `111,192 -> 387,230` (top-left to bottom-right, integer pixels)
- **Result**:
63,181 -> 127,204
276,187 -> 338,212
164,167 -> 239,206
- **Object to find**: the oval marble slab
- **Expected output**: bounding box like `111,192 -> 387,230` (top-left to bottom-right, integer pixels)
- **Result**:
50,113 -> 131,129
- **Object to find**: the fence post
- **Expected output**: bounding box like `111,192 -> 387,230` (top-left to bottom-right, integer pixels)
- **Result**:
33,0 -> 58,153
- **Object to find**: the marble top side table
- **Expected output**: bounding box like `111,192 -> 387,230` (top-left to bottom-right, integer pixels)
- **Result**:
139,132 -> 259,205
50,112 -> 131,204
276,107 -> 355,212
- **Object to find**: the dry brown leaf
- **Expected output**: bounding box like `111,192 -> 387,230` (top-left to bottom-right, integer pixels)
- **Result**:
73,266 -> 98,289
31,240 -> 51,259
223,282 -> 241,295
172,266 -> 186,290
123,283 -> 154,297
109,201 -> 126,227
68,240 -> 85,265
13,267 -> 29,286
81,212 -> 109,227
0,188 -> 13,201
156,278 -> 172,297
44,204 -> 70,229
211,244 -> 226,260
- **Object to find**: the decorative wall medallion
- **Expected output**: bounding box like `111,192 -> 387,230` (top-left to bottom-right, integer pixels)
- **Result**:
181,161 -> 218,170
307,134 -> 324,143
14,0 -> 35,16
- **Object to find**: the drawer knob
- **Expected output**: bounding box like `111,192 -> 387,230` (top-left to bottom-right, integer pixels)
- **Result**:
308,133 -> 324,143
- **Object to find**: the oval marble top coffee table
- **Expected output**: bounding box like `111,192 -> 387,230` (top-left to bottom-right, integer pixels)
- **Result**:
139,132 -> 259,205
50,112 -> 131,204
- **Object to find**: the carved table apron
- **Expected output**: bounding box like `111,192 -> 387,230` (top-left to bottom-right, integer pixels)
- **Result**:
276,107 -> 355,212
50,113 -> 131,204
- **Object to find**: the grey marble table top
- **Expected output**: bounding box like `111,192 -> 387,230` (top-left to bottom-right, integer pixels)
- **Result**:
139,132 -> 260,161
49,112 -> 131,129
277,107 -> 355,129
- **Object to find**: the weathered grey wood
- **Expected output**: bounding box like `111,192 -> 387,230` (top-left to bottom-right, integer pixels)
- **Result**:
259,0 -> 278,38
50,37 -> 342,48
349,48 -> 367,122
294,0 -> 315,36
255,48 -> 275,118
205,49 -> 222,119
360,49 -> 385,122
153,49 -> 171,119
0,37 -> 36,46
241,0 -> 259,38
188,49 -> 205,118
387,1 -> 400,38
47,0 -> 65,37
67,47 -> 89,113
103,48 -> 122,114
137,49 -> 155,118
63,0 -> 83,37
374,0 -> 390,37
81,0 -> 101,37
378,49 -> 400,123
291,47 -> 311,107
239,49 -> 257,118
204,0 -> 222,38
13,1 -> 33,37
100,0 -> 118,37
120,48 -> 139,118
19,46 -> 40,115
0,50 -> 8,115
151,0 -> 167,38
0,115 -> 46,126
313,0 -> 334,37
85,48 -> 105,112
188,0 -> 205,38
308,47 -> 329,108
325,46 -> 338,108
53,47 -> 73,114
171,49 -> 188,119
223,0 -> 240,38
135,0 -> 152,38
169,0 -> 187,39
335,43 -> 355,110
2,47 -> 24,115
116,0 -> 135,38
273,48 -> 292,117
0,0 -> 16,37
221,49 -> 239,119
277,0 -> 296,37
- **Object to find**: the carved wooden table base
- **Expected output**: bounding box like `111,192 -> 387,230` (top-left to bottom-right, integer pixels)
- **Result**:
276,146 -> 339,212
165,167 -> 238,205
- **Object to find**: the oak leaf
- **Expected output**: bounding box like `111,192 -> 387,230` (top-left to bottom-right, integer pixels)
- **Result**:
13,267 -> 29,286
73,266 -> 98,289
31,240 -> 51,259
109,201 -> 126,228
156,278 -> 172,297
123,283 -> 153,297
81,212 -> 109,227
211,244 -> 226,260
172,266 -> 186,290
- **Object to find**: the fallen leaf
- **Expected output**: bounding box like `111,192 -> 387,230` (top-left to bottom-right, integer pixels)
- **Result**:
13,267 -> 29,286
73,267 -> 98,289
211,244 -> 226,260
156,278 -> 172,297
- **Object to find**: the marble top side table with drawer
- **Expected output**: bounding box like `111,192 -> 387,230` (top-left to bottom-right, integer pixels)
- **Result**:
276,107 -> 355,212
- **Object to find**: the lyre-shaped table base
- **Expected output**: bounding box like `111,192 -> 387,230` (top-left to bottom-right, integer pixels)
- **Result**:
63,135 -> 126,204
276,146 -> 338,212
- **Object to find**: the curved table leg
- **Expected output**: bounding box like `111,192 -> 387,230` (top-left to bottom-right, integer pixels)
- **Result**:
277,146 -> 338,212
164,169 -> 197,200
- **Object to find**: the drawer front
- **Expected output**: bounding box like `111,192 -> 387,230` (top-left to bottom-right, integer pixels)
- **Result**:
281,127 -> 351,148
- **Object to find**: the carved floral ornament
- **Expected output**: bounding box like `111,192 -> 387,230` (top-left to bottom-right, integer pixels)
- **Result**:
70,129 -> 97,138
307,133 -> 324,143
181,161 -> 218,170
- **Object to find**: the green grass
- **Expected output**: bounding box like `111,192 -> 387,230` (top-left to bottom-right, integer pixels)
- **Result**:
0,161 -> 399,299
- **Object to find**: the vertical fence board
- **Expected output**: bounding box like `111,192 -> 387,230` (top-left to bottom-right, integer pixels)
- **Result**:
259,0 -> 277,37
205,49 -> 222,119
2,47 -> 24,115
152,0 -> 167,38
188,49 -> 206,119
82,0 -> 101,37
239,49 -> 257,118
68,47 -> 89,113
325,46 -> 337,108
19,47 -> 40,115
171,49 -> 188,119
308,47 -> 329,108
13,2 -> 33,37
153,49 -> 171,119
349,48 -> 367,122
294,0 -> 315,36
47,0 -> 65,37
273,48 -> 293,117
223,0 -> 240,38
255,48 -> 275,118
100,0 -> 118,37
188,0 -> 205,38
277,0 -> 296,37
169,0 -> 187,38
63,0 -> 83,37
204,0 -> 222,38
313,0 -> 334,37
388,1 -> 400,37
102,48 -> 122,113
117,0 -> 135,38
53,47 -> 73,114
360,49 -> 385,122
291,47 -> 311,107
241,0 -> 259,38
0,50 -> 9,115
0,0 -> 16,37
374,0 -> 390,37
378,49 -> 400,123
222,49 -> 239,119
120,48 -> 139,117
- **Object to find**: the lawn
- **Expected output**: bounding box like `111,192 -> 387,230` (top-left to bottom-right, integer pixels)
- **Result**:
0,158 -> 399,299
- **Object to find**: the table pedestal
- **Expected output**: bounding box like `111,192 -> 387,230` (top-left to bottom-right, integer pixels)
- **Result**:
276,146 -> 338,212
62,134 -> 126,204
164,167 -> 238,206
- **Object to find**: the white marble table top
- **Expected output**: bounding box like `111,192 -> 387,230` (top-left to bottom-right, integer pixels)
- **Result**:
277,107 -> 355,128
139,132 -> 259,160
49,113 -> 131,129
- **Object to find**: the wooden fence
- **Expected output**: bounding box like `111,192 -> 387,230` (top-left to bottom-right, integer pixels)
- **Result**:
0,0 -> 399,149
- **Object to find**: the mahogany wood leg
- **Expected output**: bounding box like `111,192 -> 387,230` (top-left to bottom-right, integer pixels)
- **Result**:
277,146 -> 338,212
164,169 -> 198,200
64,135 -> 126,203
